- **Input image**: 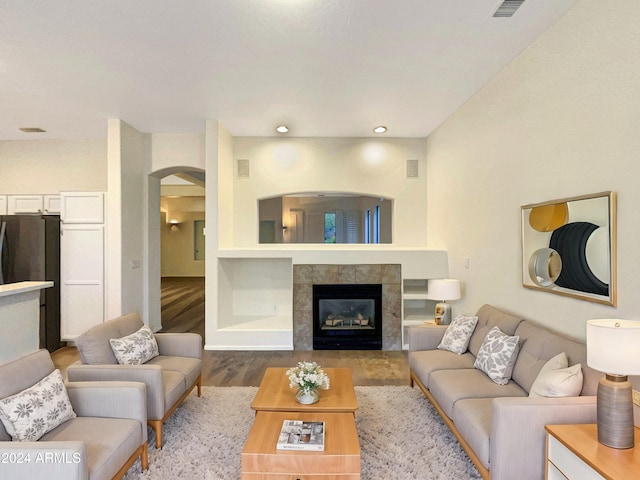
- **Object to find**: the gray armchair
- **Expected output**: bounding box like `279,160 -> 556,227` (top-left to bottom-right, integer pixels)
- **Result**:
67,313 -> 202,448
0,349 -> 148,480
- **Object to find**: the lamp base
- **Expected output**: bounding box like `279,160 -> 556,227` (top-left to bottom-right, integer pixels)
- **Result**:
596,374 -> 634,449
434,303 -> 452,325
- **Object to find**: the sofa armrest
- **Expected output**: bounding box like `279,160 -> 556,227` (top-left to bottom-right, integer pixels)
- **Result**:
154,333 -> 202,359
0,441 -> 87,479
67,364 -> 164,419
490,395 -> 597,480
408,324 -> 447,352
65,381 -> 148,442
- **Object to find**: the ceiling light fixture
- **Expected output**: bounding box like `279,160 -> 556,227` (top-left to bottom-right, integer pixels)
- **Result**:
19,127 -> 46,133
276,125 -> 289,134
373,126 -> 387,134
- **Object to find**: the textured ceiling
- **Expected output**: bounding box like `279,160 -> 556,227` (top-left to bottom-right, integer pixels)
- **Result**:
0,0 -> 579,139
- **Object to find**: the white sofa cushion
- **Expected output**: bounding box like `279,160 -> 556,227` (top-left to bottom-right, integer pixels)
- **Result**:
529,353 -> 583,397
0,369 -> 76,441
437,315 -> 479,354
473,326 -> 520,385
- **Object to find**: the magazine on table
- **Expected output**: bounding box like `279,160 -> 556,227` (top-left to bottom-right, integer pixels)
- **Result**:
276,419 -> 325,451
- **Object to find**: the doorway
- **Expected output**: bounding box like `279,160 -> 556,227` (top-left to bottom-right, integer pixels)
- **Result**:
158,171 -> 205,338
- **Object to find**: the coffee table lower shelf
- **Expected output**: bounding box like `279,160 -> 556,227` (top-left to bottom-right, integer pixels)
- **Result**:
241,411 -> 360,480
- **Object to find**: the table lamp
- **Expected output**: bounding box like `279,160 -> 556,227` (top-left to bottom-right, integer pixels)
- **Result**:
586,319 -> 640,449
427,279 -> 461,325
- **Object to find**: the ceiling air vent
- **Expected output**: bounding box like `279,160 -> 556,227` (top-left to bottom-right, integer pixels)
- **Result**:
493,0 -> 525,18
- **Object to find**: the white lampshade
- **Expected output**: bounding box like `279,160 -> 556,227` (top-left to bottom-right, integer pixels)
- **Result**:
427,279 -> 461,301
587,319 -> 640,375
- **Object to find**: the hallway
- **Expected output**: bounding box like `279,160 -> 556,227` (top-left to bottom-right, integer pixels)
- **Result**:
160,276 -> 204,339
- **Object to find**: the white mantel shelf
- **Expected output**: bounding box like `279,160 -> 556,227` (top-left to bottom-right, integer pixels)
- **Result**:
0,281 -> 53,298
216,247 -> 448,279
0,281 -> 53,363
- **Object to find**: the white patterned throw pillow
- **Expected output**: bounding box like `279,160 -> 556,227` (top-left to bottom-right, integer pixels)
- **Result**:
437,315 -> 479,354
473,326 -> 520,385
110,325 -> 159,365
0,369 -> 76,441
529,352 -> 583,397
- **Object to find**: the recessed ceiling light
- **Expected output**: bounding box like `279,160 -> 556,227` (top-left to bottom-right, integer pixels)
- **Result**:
276,125 -> 289,134
19,127 -> 46,133
373,126 -> 387,134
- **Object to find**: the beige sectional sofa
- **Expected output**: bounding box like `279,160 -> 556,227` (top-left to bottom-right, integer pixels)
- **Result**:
409,304 -> 601,480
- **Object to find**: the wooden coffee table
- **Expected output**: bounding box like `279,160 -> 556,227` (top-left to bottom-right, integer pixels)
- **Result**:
242,367 -> 361,479
242,410 -> 360,479
251,367 -> 358,414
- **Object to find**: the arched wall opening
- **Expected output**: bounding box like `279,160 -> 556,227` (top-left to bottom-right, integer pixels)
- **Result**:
147,166 -> 205,339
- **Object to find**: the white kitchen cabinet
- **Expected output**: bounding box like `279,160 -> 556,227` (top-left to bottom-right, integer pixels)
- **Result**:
0,196 -> 6,215
60,191 -> 104,224
7,195 -> 44,214
59,191 -> 106,340
60,224 -> 105,339
43,195 -> 61,214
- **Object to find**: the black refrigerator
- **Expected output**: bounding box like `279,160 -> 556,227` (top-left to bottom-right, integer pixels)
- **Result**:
0,214 -> 63,352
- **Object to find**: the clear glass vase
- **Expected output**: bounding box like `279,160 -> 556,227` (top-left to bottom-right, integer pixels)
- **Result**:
295,388 -> 320,404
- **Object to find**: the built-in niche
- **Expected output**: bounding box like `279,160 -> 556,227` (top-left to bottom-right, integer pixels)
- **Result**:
258,192 -> 392,244
521,191 -> 616,306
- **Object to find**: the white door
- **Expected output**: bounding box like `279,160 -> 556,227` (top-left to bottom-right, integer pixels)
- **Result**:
304,211 -> 325,243
60,224 -> 105,339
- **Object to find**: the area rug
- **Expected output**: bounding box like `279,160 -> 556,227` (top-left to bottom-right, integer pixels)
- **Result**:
123,386 -> 481,479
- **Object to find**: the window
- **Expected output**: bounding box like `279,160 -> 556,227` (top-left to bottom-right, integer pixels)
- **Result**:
373,205 -> 380,244
324,213 -> 336,243
364,210 -> 371,244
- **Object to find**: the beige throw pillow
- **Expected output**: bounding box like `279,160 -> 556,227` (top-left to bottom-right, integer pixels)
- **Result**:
529,352 -> 583,397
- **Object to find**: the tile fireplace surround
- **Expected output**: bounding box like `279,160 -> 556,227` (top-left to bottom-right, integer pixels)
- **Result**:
293,264 -> 402,350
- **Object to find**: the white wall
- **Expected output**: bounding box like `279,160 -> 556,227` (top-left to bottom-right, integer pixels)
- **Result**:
151,133 -> 205,172
426,0 -> 640,341
0,138 -> 106,193
107,120 -> 148,321
232,137 -> 427,247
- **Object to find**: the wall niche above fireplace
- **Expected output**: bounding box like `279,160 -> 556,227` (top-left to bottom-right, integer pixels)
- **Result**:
258,192 -> 392,244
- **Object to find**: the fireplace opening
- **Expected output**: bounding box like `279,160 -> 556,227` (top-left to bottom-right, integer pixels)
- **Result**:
313,284 -> 382,350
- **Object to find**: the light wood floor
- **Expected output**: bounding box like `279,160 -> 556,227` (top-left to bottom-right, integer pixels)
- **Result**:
160,276 -> 205,338
52,348 -> 410,386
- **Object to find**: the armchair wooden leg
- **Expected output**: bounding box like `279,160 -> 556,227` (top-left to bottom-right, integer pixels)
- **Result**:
141,443 -> 149,470
197,374 -> 202,397
148,420 -> 163,449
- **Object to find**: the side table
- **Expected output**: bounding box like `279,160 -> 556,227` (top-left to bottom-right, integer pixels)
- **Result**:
545,424 -> 640,480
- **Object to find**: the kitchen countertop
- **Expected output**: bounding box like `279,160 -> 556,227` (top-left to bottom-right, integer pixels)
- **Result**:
0,281 -> 53,298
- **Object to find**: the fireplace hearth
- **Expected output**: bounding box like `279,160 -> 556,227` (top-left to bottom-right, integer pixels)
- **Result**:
313,284 -> 382,350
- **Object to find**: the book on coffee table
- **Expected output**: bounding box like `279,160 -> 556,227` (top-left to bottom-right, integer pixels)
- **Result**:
276,419 -> 325,451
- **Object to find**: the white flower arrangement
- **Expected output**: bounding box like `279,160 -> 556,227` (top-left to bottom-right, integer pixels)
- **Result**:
286,361 -> 330,392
